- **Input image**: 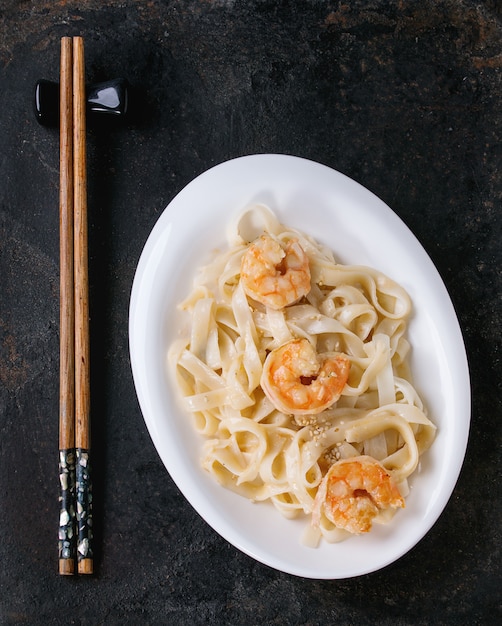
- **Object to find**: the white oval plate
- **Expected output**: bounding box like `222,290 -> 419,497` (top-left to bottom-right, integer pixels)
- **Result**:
129,154 -> 470,579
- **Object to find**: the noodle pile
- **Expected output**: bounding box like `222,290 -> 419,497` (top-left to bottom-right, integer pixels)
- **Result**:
168,205 -> 436,544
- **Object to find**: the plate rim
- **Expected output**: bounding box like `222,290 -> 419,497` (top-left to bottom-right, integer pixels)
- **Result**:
129,153 -> 471,579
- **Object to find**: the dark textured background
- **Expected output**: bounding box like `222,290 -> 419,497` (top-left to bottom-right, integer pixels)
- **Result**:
1,1 -> 501,624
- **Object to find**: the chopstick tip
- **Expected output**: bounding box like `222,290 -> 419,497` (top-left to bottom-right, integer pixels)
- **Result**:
59,558 -> 75,576
78,558 -> 94,575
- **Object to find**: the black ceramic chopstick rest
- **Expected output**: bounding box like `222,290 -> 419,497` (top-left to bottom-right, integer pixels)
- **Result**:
34,77 -> 129,126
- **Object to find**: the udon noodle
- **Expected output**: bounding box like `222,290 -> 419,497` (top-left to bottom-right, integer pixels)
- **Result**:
168,205 -> 436,544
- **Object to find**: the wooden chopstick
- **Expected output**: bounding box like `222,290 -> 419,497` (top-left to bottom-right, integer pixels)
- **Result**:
73,36 -> 93,576
58,36 -> 76,576
57,36 -> 93,576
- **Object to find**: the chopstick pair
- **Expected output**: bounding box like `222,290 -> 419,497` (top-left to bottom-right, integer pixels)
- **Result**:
58,36 -> 93,576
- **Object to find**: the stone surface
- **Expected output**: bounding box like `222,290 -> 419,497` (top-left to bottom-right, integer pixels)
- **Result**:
0,1 -> 501,624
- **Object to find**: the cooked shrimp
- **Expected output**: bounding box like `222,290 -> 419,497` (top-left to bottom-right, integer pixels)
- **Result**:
260,338 -> 350,415
312,455 -> 405,534
240,234 -> 311,310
